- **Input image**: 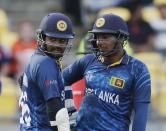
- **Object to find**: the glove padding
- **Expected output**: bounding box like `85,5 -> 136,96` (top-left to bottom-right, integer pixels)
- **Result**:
50,108 -> 70,131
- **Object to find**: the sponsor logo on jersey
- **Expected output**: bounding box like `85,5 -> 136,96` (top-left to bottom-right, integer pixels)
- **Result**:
45,80 -> 57,87
110,77 -> 125,89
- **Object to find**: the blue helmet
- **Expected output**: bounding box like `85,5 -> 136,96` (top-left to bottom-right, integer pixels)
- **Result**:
37,13 -> 74,39
89,13 -> 129,37
37,13 -> 74,59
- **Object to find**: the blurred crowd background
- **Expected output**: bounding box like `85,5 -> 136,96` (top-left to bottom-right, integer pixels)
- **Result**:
0,0 -> 166,130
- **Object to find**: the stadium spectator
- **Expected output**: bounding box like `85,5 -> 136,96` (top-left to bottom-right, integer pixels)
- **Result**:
10,20 -> 36,79
127,4 -> 156,53
150,0 -> 166,55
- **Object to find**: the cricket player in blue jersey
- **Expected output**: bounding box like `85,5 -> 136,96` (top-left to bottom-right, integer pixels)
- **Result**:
19,13 -> 74,131
63,14 -> 151,131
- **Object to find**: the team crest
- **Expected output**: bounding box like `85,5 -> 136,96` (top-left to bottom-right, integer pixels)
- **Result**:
57,20 -> 67,31
110,77 -> 125,89
96,18 -> 105,27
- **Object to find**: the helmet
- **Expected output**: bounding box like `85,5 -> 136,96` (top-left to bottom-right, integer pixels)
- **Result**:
88,13 -> 129,57
38,13 -> 74,39
37,13 -> 74,59
89,13 -> 129,36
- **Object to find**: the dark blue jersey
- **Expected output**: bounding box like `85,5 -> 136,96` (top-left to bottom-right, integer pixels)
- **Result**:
63,53 -> 151,131
19,50 -> 65,131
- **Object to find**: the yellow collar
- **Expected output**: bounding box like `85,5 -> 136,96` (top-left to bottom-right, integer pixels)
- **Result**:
99,55 -> 124,67
108,57 -> 123,67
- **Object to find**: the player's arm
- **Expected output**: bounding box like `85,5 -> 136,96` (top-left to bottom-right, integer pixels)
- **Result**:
132,102 -> 149,131
46,97 -> 70,131
63,55 -> 92,86
63,61 -> 84,86
132,63 -> 151,131
65,86 -> 77,130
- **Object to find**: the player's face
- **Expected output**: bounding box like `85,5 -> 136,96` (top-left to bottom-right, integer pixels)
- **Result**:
96,33 -> 117,54
45,36 -> 69,58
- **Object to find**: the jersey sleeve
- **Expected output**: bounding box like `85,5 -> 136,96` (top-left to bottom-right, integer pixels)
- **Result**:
62,54 -> 93,86
134,63 -> 151,103
36,59 -> 62,101
62,59 -> 84,86
132,102 -> 149,131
